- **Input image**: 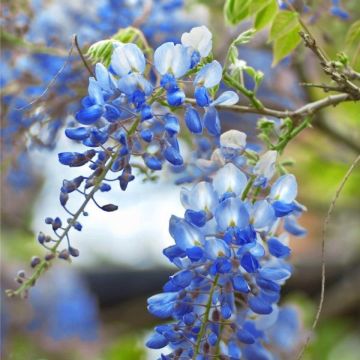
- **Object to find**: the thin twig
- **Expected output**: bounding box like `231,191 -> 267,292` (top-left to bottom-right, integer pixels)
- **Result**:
15,40 -> 75,111
74,34 -> 95,78
296,154 -> 360,360
186,93 -> 355,121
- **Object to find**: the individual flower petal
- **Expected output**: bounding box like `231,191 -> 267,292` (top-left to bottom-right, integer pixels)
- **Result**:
169,216 -> 204,251
111,43 -> 145,77
185,106 -> 203,134
194,60 -> 222,88
254,150 -> 277,181
65,127 -> 90,141
220,130 -> 247,150
147,292 -> 177,318
284,216 -> 307,237
75,104 -> 103,125
203,106 -> 221,136
215,197 -> 249,231
146,332 -> 169,349
205,238 -> 231,260
248,295 -> 273,315
95,63 -> 116,92
180,181 -> 217,213
118,73 -> 153,96
88,77 -> 104,105
269,174 -> 297,203
181,25 -> 212,57
213,163 -> 248,196
268,238 -> 291,258
211,91 -> 239,106
154,42 -> 191,78
251,200 -> 275,230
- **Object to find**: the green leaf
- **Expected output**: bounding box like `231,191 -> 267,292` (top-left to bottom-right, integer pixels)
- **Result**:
345,20 -> 360,69
270,10 -> 299,41
250,0 -> 272,14
272,25 -> 301,65
345,20 -> 360,50
254,0 -> 278,30
224,0 -> 252,26
233,28 -> 257,45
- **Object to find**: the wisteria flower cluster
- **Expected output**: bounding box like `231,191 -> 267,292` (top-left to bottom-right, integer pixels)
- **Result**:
146,131 -> 306,359
21,26 -> 239,279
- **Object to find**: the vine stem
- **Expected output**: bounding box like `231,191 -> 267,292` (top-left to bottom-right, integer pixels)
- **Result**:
7,146 -> 121,298
194,274 -> 219,357
223,73 -> 264,110
296,153 -> 360,359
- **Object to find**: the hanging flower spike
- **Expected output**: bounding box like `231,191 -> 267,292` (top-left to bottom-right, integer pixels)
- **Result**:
181,25 -> 213,67
154,42 -> 191,106
146,154 -> 304,359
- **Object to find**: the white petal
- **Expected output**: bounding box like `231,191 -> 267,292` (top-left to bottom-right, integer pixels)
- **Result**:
254,151 -> 277,180
270,174 -> 297,203
171,44 -> 191,78
194,60 -> 222,88
211,91 -> 239,106
154,42 -> 176,75
181,26 -> 212,57
220,130 -> 247,149
213,163 -> 248,196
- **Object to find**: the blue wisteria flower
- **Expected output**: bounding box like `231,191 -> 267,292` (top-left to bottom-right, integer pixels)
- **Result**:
146,130 -> 305,359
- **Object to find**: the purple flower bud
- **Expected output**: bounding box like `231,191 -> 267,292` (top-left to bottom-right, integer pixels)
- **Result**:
101,204 -> 119,212
31,256 -> 41,268
68,246 -> 80,257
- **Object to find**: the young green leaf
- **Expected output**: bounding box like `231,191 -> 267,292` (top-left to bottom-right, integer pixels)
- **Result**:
272,25 -> 301,66
224,0 -> 252,26
270,10 -> 299,41
345,20 -> 360,50
254,0 -> 278,30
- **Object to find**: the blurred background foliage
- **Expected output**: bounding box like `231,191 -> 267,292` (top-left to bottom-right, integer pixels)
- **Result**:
1,0 -> 360,359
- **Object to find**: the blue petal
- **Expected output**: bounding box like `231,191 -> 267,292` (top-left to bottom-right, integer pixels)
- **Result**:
185,106 -> 203,134
164,146 -> 183,166
65,127 -> 90,140
185,209 -> 207,227
75,104 -> 103,125
194,60 -> 222,88
166,89 -> 185,106
204,106 -> 221,136
248,296 -> 273,315
194,86 -> 211,107
169,216 -> 204,251
259,267 -> 291,282
164,114 -> 180,136
88,77 -> 104,105
268,238 -> 291,258
251,200 -> 275,230
144,155 -> 162,170
284,216 -> 307,237
95,63 -> 115,92
241,252 -> 259,273
232,275 -> 250,293
118,73 -> 153,96
146,332 -> 169,349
